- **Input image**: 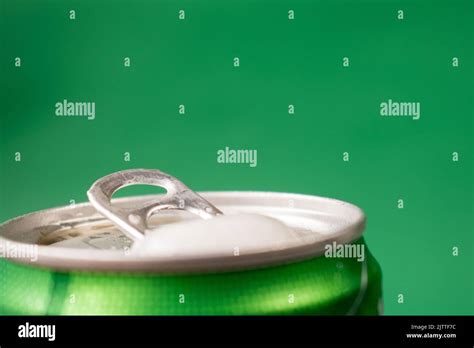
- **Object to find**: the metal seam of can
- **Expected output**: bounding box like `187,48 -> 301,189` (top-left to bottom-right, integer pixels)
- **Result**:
46,272 -> 70,315
347,259 -> 368,315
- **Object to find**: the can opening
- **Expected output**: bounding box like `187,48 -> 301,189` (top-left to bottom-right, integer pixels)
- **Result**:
35,210 -> 198,249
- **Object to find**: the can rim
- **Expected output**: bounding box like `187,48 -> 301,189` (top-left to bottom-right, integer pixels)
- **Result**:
0,191 -> 366,273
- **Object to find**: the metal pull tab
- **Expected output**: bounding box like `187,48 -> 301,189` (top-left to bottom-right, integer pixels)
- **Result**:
87,169 -> 223,241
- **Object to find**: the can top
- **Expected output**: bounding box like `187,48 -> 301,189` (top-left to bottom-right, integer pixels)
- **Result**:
0,170 -> 366,273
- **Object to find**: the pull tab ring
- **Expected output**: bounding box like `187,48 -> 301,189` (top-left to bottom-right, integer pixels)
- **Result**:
87,169 -> 223,241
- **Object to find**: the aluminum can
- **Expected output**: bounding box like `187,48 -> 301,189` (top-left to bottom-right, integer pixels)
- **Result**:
0,169 -> 382,315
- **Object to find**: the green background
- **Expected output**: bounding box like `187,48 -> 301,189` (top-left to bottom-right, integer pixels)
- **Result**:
1,0 -> 472,314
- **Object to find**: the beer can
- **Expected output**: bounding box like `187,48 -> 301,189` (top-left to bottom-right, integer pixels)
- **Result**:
0,169 -> 383,315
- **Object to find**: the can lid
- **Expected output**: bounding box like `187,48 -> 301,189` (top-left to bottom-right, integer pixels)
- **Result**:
0,169 -> 366,273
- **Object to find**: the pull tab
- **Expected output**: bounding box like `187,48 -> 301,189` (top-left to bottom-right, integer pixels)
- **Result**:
87,169 -> 223,241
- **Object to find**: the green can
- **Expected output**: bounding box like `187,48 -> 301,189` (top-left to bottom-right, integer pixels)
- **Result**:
0,169 -> 382,315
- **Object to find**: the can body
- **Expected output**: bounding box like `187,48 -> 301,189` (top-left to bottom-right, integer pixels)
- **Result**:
0,240 -> 382,315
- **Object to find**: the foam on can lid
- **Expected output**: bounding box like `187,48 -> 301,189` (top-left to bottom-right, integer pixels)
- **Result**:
132,213 -> 305,258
